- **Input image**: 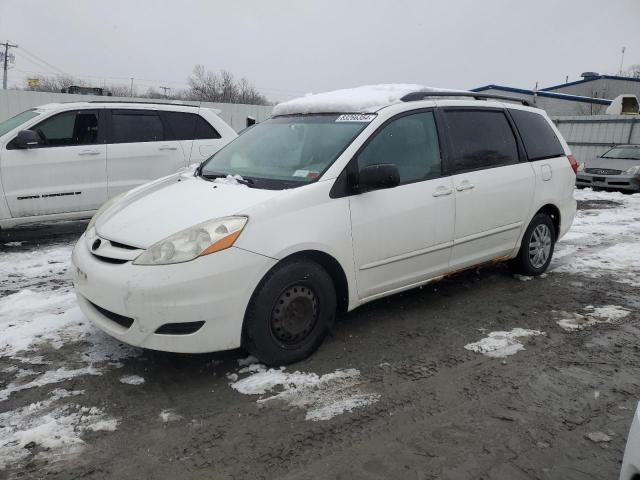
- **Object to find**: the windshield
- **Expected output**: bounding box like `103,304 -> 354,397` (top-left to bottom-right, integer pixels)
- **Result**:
200,114 -> 373,188
601,145 -> 640,160
0,109 -> 41,137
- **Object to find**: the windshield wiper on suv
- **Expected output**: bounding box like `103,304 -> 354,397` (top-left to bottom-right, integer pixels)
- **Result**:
201,172 -> 255,187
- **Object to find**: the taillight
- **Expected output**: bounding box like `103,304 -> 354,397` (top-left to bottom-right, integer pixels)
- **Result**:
567,154 -> 578,174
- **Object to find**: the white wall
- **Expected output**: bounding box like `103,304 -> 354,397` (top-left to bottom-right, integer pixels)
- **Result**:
551,115 -> 640,162
0,89 -> 273,132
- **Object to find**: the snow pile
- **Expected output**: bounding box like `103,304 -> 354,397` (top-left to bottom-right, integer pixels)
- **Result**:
557,305 -> 631,331
553,189 -> 640,286
464,328 -> 545,358
0,366 -> 100,402
159,409 -> 183,423
0,243 -> 73,291
212,174 -> 249,186
0,389 -> 117,470
119,375 -> 145,385
273,84 -> 458,116
230,365 -> 379,421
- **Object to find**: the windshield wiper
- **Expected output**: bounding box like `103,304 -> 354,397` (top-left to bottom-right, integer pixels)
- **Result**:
201,172 -> 255,187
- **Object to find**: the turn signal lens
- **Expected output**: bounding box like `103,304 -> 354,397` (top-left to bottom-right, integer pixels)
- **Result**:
567,154 -> 578,174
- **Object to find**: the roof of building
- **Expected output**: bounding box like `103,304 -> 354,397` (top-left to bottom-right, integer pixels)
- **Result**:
541,75 -> 640,91
469,85 -> 612,105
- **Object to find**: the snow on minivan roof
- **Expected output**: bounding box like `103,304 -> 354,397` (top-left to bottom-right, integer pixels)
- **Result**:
272,84 -> 455,116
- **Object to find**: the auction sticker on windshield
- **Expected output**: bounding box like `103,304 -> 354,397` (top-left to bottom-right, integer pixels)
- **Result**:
335,114 -> 377,122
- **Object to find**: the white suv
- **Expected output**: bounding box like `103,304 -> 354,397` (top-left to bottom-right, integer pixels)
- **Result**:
0,101 -> 236,230
72,85 -> 577,365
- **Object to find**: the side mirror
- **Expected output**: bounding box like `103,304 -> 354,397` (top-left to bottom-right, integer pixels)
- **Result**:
358,163 -> 400,193
13,130 -> 40,149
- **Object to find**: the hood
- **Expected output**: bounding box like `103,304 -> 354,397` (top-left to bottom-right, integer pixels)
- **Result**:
96,175 -> 284,248
586,156 -> 640,172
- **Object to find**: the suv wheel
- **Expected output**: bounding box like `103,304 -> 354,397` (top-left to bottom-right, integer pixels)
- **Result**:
509,213 -> 556,276
242,259 -> 336,366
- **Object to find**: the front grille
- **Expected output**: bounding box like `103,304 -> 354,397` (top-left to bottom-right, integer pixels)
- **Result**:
585,168 -> 622,175
155,321 -> 205,335
89,301 -> 134,328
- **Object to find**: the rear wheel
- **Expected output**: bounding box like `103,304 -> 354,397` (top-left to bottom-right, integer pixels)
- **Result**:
242,259 -> 336,366
509,213 -> 556,276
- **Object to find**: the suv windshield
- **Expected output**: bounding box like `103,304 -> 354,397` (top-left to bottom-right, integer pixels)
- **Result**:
0,109 -> 41,137
200,114 -> 373,188
601,145 -> 640,160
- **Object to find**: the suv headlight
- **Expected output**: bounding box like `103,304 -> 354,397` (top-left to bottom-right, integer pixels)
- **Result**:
133,216 -> 248,266
626,165 -> 640,176
87,193 -> 125,232
577,162 -> 585,172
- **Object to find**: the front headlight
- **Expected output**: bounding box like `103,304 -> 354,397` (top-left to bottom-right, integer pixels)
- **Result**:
87,193 -> 125,232
133,216 -> 248,266
625,165 -> 640,176
577,162 -> 585,172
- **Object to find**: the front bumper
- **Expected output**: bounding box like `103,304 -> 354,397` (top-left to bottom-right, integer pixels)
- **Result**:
576,172 -> 640,192
72,234 -> 276,353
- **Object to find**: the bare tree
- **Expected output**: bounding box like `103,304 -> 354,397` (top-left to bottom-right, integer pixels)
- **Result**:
623,64 -> 640,79
186,65 -> 268,105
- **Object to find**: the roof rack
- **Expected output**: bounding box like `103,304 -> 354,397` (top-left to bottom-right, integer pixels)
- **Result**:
81,100 -> 203,108
400,91 -> 530,106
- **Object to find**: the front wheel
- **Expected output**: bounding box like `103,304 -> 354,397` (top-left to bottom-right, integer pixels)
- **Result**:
242,259 -> 336,366
509,213 -> 556,276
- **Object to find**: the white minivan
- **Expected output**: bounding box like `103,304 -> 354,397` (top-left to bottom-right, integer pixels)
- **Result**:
0,102 -> 236,230
72,85 -> 577,365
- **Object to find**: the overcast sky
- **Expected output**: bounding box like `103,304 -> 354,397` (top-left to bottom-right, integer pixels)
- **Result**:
1,0 -> 639,102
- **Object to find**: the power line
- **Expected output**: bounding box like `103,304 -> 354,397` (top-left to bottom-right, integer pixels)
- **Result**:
18,46 -> 69,76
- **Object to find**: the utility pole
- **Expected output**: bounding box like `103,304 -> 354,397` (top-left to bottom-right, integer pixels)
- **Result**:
2,41 -> 18,90
159,86 -> 170,98
130,77 -> 134,98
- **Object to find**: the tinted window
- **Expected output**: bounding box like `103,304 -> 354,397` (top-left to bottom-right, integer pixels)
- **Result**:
510,109 -> 564,161
194,116 -> 221,139
444,110 -> 518,173
163,112 -> 221,140
110,112 -> 164,143
29,110 -> 99,147
358,111 -> 441,184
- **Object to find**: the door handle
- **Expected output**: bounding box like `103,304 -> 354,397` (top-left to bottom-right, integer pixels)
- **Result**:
456,182 -> 475,191
432,187 -> 453,197
158,145 -> 178,151
78,150 -> 100,156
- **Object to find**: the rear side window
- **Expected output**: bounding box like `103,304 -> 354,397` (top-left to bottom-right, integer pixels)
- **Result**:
509,109 -> 564,161
357,111 -> 442,184
163,112 -> 221,140
194,116 -> 221,139
443,110 -> 518,174
110,111 -> 164,143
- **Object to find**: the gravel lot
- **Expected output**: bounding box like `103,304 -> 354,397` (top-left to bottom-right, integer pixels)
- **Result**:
1,188 -> 639,480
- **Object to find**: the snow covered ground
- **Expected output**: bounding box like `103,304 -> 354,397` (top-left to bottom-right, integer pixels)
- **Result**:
0,188 -> 638,472
0,238 -> 138,470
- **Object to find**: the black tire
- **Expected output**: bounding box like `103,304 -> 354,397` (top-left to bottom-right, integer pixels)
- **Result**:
509,213 -> 556,276
242,259 -> 336,366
